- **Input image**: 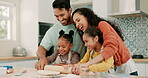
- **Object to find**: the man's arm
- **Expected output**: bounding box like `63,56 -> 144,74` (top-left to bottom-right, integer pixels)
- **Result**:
36,45 -> 47,59
35,45 -> 48,70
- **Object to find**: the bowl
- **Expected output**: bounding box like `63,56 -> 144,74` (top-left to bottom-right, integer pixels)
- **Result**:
13,47 -> 27,57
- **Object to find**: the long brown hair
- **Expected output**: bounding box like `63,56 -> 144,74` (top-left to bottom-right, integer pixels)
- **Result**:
72,8 -> 124,41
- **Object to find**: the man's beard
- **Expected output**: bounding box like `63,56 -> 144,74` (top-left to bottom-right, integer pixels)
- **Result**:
62,16 -> 71,26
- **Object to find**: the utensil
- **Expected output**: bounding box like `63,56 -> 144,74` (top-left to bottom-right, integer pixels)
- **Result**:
14,69 -> 27,76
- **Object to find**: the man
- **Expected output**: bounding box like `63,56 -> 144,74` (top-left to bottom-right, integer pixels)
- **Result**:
35,0 -> 86,70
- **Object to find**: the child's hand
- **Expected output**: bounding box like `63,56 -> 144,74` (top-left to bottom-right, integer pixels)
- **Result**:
72,63 -> 89,75
63,64 -> 74,71
81,67 -> 89,72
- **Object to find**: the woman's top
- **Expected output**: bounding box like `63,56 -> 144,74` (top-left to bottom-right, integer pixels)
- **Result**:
98,21 -> 131,66
78,48 -> 114,72
47,50 -> 80,64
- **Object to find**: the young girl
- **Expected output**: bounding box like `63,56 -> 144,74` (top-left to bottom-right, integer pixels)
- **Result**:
46,30 -> 80,65
72,27 -> 114,74
72,8 -> 138,75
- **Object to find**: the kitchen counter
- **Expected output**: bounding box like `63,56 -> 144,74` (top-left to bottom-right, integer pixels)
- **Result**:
0,56 -> 38,61
133,59 -> 148,63
0,56 -> 148,63
0,67 -> 147,78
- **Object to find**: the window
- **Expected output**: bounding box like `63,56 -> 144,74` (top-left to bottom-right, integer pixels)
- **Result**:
0,1 -> 16,40
0,0 -> 19,56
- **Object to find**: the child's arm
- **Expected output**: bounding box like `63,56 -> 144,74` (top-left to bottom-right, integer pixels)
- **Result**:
78,50 -> 91,64
46,51 -> 58,64
71,52 -> 81,64
88,56 -> 114,72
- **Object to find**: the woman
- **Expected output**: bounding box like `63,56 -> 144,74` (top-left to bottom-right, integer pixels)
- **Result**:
71,8 -> 138,75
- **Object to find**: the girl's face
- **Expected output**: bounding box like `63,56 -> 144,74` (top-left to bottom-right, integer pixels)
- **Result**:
82,34 -> 99,51
58,38 -> 73,55
73,13 -> 90,32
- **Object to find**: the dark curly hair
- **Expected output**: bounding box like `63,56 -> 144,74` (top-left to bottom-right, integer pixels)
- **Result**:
52,0 -> 71,11
72,8 -> 124,41
84,27 -> 104,44
59,30 -> 74,43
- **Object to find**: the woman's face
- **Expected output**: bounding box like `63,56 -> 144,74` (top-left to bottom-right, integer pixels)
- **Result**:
73,13 -> 90,32
58,38 -> 73,55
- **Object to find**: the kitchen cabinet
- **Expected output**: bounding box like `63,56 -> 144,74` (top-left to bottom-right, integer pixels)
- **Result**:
108,0 -> 148,17
135,62 -> 146,76
146,64 -> 148,77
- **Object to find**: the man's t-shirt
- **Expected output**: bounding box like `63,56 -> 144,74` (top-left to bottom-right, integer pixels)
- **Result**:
41,22 -> 86,58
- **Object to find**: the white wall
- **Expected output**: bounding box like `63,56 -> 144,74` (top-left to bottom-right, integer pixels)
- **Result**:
20,0 -> 38,56
39,0 -> 55,23
93,0 -> 108,18
0,0 -> 20,56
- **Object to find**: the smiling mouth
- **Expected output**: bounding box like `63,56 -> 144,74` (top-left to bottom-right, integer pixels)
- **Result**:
79,26 -> 83,30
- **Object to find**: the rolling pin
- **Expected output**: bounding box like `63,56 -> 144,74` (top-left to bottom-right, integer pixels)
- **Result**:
44,65 -> 72,74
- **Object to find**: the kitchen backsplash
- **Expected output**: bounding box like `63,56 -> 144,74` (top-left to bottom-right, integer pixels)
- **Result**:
109,17 -> 148,57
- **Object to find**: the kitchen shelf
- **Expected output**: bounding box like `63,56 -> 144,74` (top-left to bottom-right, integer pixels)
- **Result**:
108,11 -> 148,18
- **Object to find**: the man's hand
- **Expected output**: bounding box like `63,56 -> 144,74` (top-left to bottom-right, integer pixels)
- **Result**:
35,58 -> 48,70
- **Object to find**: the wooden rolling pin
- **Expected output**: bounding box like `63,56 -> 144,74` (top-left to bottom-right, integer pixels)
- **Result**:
44,65 -> 72,74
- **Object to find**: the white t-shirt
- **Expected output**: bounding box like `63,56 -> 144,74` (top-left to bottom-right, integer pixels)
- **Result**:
40,22 -> 86,58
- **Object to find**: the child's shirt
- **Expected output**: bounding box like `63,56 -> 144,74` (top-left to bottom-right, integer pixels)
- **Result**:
47,50 -> 80,64
78,48 -> 114,72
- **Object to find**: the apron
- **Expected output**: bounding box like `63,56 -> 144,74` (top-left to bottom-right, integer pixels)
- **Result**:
115,58 -> 137,74
53,51 -> 72,64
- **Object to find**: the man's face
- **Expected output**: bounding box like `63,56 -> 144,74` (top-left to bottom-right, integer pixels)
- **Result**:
54,8 -> 71,26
